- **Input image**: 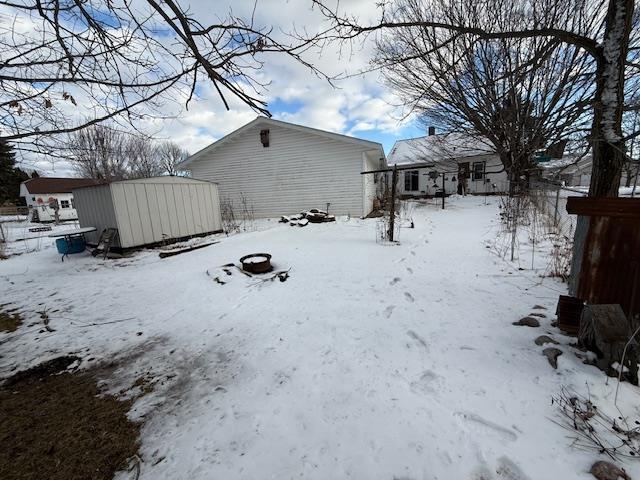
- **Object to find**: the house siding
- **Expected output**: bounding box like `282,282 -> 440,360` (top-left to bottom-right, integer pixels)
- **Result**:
394,155 -> 509,196
187,122 -> 376,217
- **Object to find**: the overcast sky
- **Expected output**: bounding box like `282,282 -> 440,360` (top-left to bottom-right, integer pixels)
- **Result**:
10,0 -> 425,176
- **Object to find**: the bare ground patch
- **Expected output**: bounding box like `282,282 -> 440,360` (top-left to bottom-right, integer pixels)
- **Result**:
0,356 -> 141,480
0,307 -> 22,332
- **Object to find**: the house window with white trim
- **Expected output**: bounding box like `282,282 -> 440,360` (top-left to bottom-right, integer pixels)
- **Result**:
404,170 -> 419,191
60,200 -> 70,208
472,162 -> 485,181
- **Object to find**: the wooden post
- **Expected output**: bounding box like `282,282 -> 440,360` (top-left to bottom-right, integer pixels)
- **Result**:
441,173 -> 445,210
553,183 -> 561,227
389,165 -> 398,241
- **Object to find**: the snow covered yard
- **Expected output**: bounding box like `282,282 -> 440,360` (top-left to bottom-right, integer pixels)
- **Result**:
0,217 -> 80,257
1,196 -> 639,479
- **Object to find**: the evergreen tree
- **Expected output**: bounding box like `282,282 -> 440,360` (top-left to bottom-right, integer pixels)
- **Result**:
0,139 -> 29,205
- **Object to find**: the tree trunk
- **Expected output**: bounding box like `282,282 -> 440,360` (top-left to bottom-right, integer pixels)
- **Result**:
588,0 -> 635,197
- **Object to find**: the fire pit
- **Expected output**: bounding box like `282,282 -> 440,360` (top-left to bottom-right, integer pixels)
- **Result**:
240,253 -> 273,274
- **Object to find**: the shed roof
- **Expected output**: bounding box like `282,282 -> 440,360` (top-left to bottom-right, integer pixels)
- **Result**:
180,116 -> 385,167
21,177 -> 101,194
71,176 -> 218,191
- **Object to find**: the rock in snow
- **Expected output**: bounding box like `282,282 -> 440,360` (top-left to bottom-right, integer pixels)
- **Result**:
512,316 -> 540,327
534,335 -> 559,346
543,347 -> 563,369
590,460 -> 632,480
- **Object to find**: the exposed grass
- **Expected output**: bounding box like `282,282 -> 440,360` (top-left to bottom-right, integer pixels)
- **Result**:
0,309 -> 22,332
0,357 -> 141,480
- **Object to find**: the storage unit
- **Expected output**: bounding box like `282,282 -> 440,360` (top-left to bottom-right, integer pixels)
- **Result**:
73,177 -> 222,249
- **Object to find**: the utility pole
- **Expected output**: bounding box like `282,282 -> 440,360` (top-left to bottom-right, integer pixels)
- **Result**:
441,173 -> 445,210
389,165 -> 398,241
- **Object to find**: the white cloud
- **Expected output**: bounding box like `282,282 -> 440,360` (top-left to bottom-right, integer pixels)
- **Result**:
5,0 -> 419,175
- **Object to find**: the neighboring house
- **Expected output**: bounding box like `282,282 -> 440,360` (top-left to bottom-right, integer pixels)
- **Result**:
538,155 -> 594,187
387,131 -> 509,196
179,116 -> 386,218
20,177 -> 101,222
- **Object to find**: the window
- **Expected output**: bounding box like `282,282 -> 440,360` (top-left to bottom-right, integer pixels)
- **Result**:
31,196 -> 35,201
472,162 -> 485,181
60,200 -> 70,209
404,170 -> 419,191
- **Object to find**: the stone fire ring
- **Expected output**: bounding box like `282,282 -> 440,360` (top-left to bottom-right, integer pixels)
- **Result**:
239,253 -> 273,274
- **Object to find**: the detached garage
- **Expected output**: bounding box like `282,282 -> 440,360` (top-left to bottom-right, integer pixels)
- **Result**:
73,177 -> 222,249
179,116 -> 386,218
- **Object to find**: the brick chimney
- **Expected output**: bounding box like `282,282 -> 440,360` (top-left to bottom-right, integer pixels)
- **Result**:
428,126 -> 436,136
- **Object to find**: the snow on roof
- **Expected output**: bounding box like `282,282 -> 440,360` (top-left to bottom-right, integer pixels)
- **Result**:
538,154 -> 592,174
387,133 -> 495,166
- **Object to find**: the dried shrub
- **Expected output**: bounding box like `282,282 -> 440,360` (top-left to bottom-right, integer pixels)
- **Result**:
552,388 -> 640,461
220,197 -> 240,234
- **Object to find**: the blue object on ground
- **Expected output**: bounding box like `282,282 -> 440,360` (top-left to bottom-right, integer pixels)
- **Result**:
55,236 -> 86,255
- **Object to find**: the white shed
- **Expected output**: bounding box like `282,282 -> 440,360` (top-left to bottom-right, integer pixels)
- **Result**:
73,177 -> 222,249
179,116 -> 386,218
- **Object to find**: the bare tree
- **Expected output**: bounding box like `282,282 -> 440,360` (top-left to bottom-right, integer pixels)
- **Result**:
155,141 -> 189,176
315,0 -> 640,198
0,0 -> 328,157
67,125 -> 128,181
375,5 -> 595,192
127,136 -> 164,179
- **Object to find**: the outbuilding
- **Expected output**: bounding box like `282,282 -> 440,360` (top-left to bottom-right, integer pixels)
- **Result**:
73,176 -> 222,249
179,116 -> 386,218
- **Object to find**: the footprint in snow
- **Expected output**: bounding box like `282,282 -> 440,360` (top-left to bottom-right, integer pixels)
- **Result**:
410,251 -> 416,256
410,370 -> 440,394
404,292 -> 415,302
454,412 -> 518,442
389,277 -> 401,286
384,305 -> 395,318
495,457 -> 531,480
406,267 -> 413,274
406,330 -> 428,350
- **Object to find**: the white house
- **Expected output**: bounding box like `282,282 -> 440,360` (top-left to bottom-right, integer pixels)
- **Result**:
20,177 -> 101,222
387,132 -> 509,196
179,116 -> 386,218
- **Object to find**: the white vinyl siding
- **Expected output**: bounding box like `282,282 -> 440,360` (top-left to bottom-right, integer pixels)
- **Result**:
187,122 -> 379,218
392,154 -> 509,196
